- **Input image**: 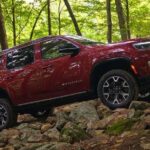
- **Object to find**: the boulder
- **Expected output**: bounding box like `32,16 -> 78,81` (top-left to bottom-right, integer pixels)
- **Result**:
60,122 -> 90,143
129,101 -> 150,110
69,102 -> 99,123
55,112 -> 69,131
44,127 -> 60,141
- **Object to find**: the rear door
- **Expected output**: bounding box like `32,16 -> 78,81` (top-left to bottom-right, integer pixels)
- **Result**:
5,45 -> 40,104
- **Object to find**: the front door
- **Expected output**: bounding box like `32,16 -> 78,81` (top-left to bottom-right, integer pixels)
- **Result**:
37,38 -> 87,99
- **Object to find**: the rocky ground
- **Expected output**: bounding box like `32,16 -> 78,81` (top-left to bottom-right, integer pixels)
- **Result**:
0,99 -> 150,150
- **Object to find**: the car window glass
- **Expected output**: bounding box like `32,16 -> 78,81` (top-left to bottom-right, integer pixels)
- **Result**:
134,41 -> 150,50
41,39 -> 76,59
7,45 -> 34,69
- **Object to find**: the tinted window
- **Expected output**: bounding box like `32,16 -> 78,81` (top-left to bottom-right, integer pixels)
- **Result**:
7,45 -> 34,69
134,41 -> 150,50
41,39 -> 76,59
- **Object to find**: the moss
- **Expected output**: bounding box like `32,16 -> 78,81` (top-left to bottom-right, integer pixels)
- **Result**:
60,124 -> 89,143
106,119 -> 136,135
133,110 -> 144,118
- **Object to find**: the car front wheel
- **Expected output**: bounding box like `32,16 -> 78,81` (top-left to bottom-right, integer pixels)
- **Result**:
97,70 -> 138,109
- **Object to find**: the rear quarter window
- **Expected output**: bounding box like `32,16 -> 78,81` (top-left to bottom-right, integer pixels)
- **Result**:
133,41 -> 150,50
6,45 -> 34,69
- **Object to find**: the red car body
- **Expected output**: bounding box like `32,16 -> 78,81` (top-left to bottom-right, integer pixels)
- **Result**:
0,35 -> 150,109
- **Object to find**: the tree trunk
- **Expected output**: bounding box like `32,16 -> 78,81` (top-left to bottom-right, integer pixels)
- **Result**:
125,0 -> 131,39
63,0 -> 82,36
30,4 -> 47,40
106,0 -> 112,43
0,2 -> 8,50
58,0 -> 61,35
47,0 -> 52,35
12,0 -> 16,46
115,0 -> 127,40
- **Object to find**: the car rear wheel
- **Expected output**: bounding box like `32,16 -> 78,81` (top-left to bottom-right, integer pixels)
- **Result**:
97,70 -> 138,109
0,99 -> 17,130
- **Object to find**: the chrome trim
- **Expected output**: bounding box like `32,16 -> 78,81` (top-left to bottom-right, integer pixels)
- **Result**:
18,91 -> 87,106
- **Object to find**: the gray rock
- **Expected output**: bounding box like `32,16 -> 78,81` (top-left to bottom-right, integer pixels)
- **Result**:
140,143 -> 150,150
36,142 -> 71,150
19,143 -> 44,150
69,102 -> 99,123
129,101 -> 150,110
20,128 -> 41,142
55,112 -> 69,131
60,123 -> 90,143
44,127 -> 60,141
27,134 -> 49,143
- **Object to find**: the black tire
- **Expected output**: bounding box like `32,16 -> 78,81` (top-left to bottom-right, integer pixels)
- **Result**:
31,108 -> 51,119
139,92 -> 150,101
97,69 -> 138,109
0,99 -> 17,130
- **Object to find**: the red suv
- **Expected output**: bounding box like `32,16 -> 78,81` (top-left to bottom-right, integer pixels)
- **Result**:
0,35 -> 150,130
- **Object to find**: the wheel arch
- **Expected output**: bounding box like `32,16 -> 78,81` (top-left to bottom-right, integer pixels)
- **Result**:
0,88 -> 13,105
90,57 -> 138,95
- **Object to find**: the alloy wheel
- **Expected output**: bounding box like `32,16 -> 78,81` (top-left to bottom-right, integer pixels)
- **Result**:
102,76 -> 130,105
0,104 -> 8,129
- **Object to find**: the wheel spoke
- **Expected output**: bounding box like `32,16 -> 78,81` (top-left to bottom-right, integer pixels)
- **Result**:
0,104 -> 8,128
102,75 -> 130,105
3,112 -> 7,117
113,95 -> 119,104
112,76 -> 119,82
121,92 -> 129,100
1,117 -> 6,126
122,81 -> 129,87
103,81 -> 109,87
104,93 -> 109,100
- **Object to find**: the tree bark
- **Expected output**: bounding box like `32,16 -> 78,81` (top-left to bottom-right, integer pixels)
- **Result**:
106,0 -> 112,43
63,0 -> 82,36
58,0 -> 61,35
115,0 -> 127,40
125,0 -> 131,39
12,0 -> 16,46
0,2 -> 8,50
30,4 -> 47,40
47,0 -> 52,35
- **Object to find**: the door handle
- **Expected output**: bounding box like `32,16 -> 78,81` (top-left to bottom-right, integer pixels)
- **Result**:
6,76 -> 13,80
42,65 -> 52,69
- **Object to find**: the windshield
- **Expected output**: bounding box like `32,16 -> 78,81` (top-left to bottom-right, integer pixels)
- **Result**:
65,35 -> 104,45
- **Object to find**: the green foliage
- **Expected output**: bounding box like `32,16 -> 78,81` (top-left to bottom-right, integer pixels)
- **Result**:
106,118 -> 137,135
1,0 -> 150,48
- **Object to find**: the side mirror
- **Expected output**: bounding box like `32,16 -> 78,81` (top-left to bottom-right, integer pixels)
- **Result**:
59,47 -> 80,56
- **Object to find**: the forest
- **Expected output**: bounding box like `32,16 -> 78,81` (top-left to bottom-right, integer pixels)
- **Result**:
0,0 -> 150,51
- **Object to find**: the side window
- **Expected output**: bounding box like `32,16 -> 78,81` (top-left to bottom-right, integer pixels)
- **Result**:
7,45 -> 34,69
134,41 -> 150,50
41,39 -> 77,59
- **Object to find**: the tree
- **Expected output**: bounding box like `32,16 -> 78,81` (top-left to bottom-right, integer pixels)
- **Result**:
125,0 -> 131,39
115,0 -> 127,40
47,0 -> 52,35
63,0 -> 82,36
12,0 -> 16,46
106,0 -> 112,43
30,3 -> 47,40
0,2 -> 8,50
